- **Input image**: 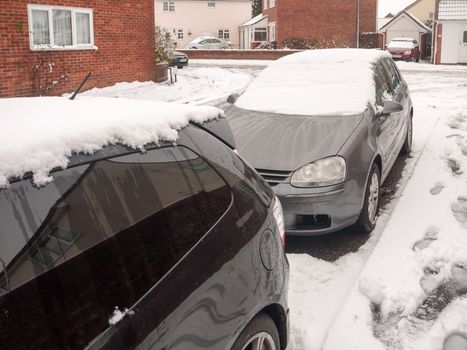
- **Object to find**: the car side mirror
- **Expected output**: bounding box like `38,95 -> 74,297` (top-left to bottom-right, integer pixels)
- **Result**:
380,100 -> 403,116
227,94 -> 239,104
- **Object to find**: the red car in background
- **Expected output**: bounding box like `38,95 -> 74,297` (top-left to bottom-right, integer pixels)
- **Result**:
386,38 -> 420,62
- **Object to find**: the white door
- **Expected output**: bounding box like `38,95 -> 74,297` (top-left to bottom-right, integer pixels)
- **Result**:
458,24 -> 467,63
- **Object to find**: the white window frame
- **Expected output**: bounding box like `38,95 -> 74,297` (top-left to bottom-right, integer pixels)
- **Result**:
163,1 -> 175,12
270,0 -> 275,8
218,29 -> 230,39
27,4 -> 94,51
208,1 -> 216,8
268,22 -> 276,41
253,27 -> 267,42
263,0 -> 268,10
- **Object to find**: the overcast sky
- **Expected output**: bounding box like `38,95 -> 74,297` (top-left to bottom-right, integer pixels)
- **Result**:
378,0 -> 415,17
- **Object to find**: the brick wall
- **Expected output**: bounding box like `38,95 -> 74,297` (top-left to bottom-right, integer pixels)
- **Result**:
0,0 -> 156,97
275,0 -> 377,47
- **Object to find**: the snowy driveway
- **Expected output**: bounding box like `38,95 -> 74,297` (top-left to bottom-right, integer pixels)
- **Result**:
288,63 -> 467,350
78,60 -> 467,350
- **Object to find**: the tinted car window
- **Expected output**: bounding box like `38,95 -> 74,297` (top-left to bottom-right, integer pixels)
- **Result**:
0,146 -> 231,349
381,58 -> 401,93
374,63 -> 392,106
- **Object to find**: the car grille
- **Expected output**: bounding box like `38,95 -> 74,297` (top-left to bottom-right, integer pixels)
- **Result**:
255,169 -> 292,186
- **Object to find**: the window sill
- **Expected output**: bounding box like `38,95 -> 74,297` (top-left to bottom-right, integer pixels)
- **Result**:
30,45 -> 98,52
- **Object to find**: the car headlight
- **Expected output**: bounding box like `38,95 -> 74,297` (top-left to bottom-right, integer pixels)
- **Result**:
404,50 -> 412,55
291,156 -> 346,187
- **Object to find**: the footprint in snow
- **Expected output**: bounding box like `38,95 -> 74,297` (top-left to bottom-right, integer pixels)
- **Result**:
448,113 -> 467,131
451,196 -> 467,225
430,183 -> 445,195
447,158 -> 463,175
413,226 -> 439,251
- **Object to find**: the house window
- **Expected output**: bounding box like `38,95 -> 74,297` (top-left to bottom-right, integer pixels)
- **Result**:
464,31 -> 467,44
270,0 -> 276,7
163,1 -> 175,12
218,29 -> 230,39
28,5 -> 93,50
263,0 -> 268,10
208,1 -> 216,8
254,27 -> 267,41
177,29 -> 184,39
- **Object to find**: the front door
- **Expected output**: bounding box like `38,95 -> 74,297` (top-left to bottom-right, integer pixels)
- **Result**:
459,25 -> 467,64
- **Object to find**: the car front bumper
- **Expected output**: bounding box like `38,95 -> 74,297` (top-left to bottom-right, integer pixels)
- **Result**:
271,177 -> 365,236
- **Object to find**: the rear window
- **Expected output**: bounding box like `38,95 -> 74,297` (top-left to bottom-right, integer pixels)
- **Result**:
0,146 -> 231,349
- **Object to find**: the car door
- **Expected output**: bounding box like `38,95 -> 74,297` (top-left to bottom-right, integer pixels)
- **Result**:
374,61 -> 398,173
381,58 -> 408,163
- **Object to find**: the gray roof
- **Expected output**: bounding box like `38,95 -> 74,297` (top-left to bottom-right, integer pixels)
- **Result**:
439,0 -> 467,20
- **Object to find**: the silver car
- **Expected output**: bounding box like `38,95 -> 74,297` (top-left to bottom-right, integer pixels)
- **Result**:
227,49 -> 413,235
184,36 -> 231,49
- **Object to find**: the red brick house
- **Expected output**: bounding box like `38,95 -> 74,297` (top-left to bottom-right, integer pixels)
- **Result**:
0,1 -> 157,97
243,0 -> 377,48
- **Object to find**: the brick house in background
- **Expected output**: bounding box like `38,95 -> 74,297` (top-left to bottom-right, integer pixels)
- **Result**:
241,0 -> 377,48
0,1 -> 157,98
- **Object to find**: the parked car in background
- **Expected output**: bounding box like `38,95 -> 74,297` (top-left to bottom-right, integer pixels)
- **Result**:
184,36 -> 232,49
227,49 -> 413,236
386,38 -> 420,62
0,98 -> 289,350
170,51 -> 189,68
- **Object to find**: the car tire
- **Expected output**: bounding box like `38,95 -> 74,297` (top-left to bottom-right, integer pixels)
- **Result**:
355,163 -> 381,234
231,313 -> 280,350
400,116 -> 413,155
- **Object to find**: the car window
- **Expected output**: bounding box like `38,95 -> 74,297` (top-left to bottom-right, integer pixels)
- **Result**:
374,63 -> 393,106
381,58 -> 401,93
200,39 -> 208,45
0,146 -> 231,349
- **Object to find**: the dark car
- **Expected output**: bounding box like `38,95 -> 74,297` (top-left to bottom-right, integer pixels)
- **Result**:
386,38 -> 420,62
0,99 -> 289,350
228,49 -> 413,236
170,51 -> 189,69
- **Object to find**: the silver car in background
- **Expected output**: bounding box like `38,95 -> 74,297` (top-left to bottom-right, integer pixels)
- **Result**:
184,36 -> 232,49
227,49 -> 413,235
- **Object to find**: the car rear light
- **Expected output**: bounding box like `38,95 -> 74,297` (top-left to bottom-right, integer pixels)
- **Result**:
272,196 -> 285,245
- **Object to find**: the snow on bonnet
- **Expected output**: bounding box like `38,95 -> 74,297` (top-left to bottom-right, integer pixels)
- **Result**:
235,48 -> 392,116
0,97 -> 222,188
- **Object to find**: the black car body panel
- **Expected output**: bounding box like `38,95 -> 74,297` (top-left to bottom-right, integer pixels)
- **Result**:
0,123 -> 289,349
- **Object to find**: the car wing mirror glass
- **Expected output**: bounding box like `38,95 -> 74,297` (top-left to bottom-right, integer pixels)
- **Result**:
381,100 -> 403,116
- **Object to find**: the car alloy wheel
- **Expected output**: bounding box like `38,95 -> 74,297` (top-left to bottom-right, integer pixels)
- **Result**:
355,163 -> 380,234
241,332 -> 276,350
401,117 -> 413,155
367,172 -> 380,224
231,313 -> 281,350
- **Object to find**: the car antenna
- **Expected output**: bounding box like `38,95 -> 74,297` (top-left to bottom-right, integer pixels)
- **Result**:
69,72 -> 92,100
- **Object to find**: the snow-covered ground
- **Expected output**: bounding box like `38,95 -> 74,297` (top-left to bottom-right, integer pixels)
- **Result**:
75,60 -> 467,349
76,66 -> 257,106
289,62 -> 467,350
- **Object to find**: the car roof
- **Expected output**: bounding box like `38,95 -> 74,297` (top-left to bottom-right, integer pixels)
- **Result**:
235,48 -> 392,116
190,36 -> 218,43
391,37 -> 416,42
0,97 -> 221,188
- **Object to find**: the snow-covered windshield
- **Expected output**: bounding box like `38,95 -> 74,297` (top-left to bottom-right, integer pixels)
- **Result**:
387,40 -> 416,49
235,49 -> 392,116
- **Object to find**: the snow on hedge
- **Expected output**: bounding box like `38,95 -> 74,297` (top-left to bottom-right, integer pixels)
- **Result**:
0,97 -> 222,188
235,48 -> 392,116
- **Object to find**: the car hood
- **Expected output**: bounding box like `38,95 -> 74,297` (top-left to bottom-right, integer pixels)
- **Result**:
226,106 -> 364,171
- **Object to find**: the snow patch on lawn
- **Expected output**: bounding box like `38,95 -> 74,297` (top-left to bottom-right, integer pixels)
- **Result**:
0,97 -> 221,188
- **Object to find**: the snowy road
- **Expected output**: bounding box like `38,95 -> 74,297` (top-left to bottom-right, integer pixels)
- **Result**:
78,60 -> 467,349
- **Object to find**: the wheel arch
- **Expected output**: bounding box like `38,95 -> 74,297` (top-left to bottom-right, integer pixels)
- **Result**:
261,304 -> 288,350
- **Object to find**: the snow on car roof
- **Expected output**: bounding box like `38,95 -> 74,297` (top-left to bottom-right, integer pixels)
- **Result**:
189,36 -> 217,44
387,40 -> 416,49
235,48 -> 392,116
391,37 -> 416,42
0,97 -> 222,188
